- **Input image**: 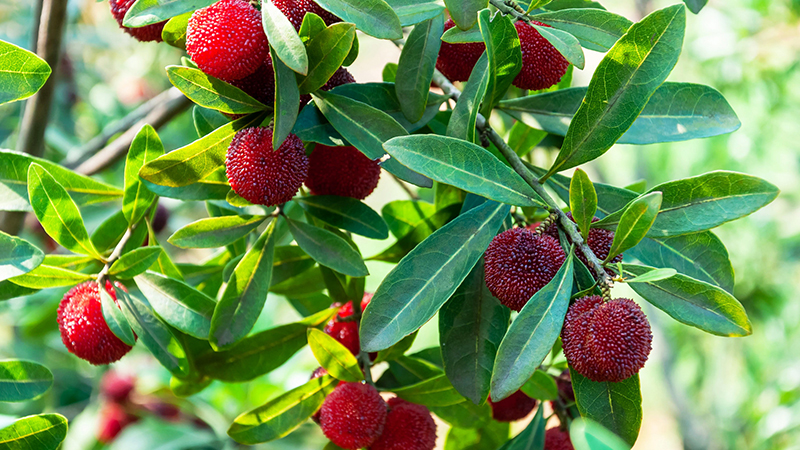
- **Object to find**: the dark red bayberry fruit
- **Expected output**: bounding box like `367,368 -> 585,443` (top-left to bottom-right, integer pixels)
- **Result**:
488,389 -> 537,422
109,0 -> 166,42
324,293 -> 374,357
320,382 -> 387,450
484,227 -> 566,311
274,0 -> 341,30
151,204 -> 170,234
545,427 -> 574,450
226,127 -> 308,206
100,371 -> 136,403
561,296 -> 652,383
97,403 -> 138,443
369,398 -> 437,450
306,144 -> 381,199
186,0 -> 268,81
512,20 -> 569,91
300,66 -> 356,106
436,19 -> 486,82
230,54 -> 276,106
57,281 -> 134,365
555,369 -> 574,403
545,213 -> 622,273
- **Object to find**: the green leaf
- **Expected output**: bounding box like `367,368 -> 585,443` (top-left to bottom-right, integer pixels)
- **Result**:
228,376 -> 338,445
0,360 -> 53,402
569,168 -> 597,243
271,47 -> 301,150
532,23 -> 585,69
531,9 -> 632,52
545,5 -> 686,177
392,374 -> 467,407
211,222 -> 276,350
7,264 -> 92,289
606,192 -> 662,262
109,246 -> 163,279
134,271 -> 217,339
570,418 -> 632,450
570,369 -> 642,446
445,0 -> 488,30
0,40 -> 51,105
498,404 -> 544,450
100,288 -> 137,346
0,414 -> 67,450
383,135 -> 545,207
382,200 -> 437,238
361,200 -> 510,351
479,9 -> 522,116
307,328 -> 364,381
683,0 -> 708,14
491,251 -> 574,400
520,370 -> 558,401
623,267 -> 676,284
193,105 -> 228,137
123,0 -> 215,27
447,53 -> 490,144
314,0 -> 403,39
272,245 -> 316,286
622,264 -> 751,336
161,12 -> 190,49
262,0 -> 308,74
439,259 -> 510,404
375,331 -> 418,363
168,215 -> 266,249
445,422 -> 510,450
286,218 -> 368,277
442,24 -> 483,43
295,196 -> 389,239
0,232 -> 44,283
297,23 -> 355,94
370,204 -> 462,263
386,0 -> 445,26
123,125 -> 163,226
167,66 -> 267,114
396,14 -> 444,122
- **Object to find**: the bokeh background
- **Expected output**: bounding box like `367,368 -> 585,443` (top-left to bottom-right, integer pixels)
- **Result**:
1,0 -> 799,448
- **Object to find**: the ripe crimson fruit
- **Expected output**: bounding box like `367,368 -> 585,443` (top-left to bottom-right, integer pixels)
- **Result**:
488,389 -> 538,422
274,0 -> 341,30
561,296 -> 653,382
109,0 -> 166,42
512,21 -> 569,91
230,60 -> 276,106
306,144 -> 381,199
100,371 -> 136,403
320,382 -> 387,449
97,403 -> 138,443
324,293 -> 374,357
300,66 -> 356,106
369,398 -> 437,450
544,427 -> 574,450
57,281 -> 134,365
545,213 -> 622,272
436,19 -> 487,82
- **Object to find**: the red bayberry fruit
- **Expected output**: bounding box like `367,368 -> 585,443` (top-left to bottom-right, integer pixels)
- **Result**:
186,0 -> 268,81
369,398 -> 437,450
545,213 -> 622,273
301,66 -> 356,106
151,204 -> 170,234
488,389 -> 537,422
274,0 -> 341,30
512,21 -> 569,91
324,293 -> 374,357
306,144 -> 381,199
97,403 -> 138,443
320,382 -> 387,449
555,369 -> 574,403
545,427 -> 574,450
226,127 -> 308,206
100,371 -> 136,403
484,227 -> 566,311
436,19 -> 486,82
230,56 -> 276,106
57,281 -> 134,365
561,296 -> 653,383
109,0 -> 166,42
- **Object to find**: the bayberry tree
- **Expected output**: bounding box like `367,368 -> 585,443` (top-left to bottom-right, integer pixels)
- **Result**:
0,0 -> 779,448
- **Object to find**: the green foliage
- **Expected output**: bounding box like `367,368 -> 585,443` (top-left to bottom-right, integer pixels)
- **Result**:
0,40 -> 51,106
395,15 -> 444,122
0,414 -> 67,449
0,360 -> 53,402
307,328 -> 364,381
571,369 -> 642,446
0,232 -> 43,282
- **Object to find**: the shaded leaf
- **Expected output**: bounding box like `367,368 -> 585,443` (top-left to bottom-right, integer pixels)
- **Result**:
569,168 -> 597,243
0,360 -> 53,402
447,53 -> 489,144
570,369 -> 642,446
271,47 -> 301,149
100,288 -> 137,346
296,196 -> 389,239
520,370 -> 558,401
0,232 -> 44,283
286,217 -> 369,278
479,9 -> 522,116
395,14 -> 444,122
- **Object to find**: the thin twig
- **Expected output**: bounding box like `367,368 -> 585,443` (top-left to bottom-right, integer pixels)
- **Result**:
96,225 -> 135,285
389,173 -> 420,200
349,298 -> 374,385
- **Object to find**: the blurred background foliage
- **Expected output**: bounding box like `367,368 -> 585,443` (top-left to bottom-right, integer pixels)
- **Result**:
0,0 -> 798,448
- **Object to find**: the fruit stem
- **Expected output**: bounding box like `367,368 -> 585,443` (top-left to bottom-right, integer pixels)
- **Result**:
96,223 -> 137,287
349,297 -> 375,386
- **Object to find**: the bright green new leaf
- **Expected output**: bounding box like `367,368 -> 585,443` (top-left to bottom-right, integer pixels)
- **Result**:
0,360 -> 53,402
532,23 -> 585,69
569,168 -> 597,242
7,264 -> 93,289
161,12 -> 190,49
0,414 -> 67,450
167,66 -> 267,114
123,125 -> 164,226
168,215 -> 266,249
520,370 -> 558,401
262,0 -> 308,74
606,191 -> 662,261
479,9 -> 522,117
307,329 -> 364,382
623,267 -> 677,284
0,39 -> 51,105
135,271 -> 217,339
393,374 -> 467,407
297,23 -> 355,94
570,418 -> 632,450
109,246 -> 163,279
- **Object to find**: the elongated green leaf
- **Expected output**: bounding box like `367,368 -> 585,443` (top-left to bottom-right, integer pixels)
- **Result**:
498,405 -> 544,450
622,264 -> 751,336
383,135 -> 544,207
135,271 -> 217,339
520,370 -> 558,401
286,218 -> 368,277
683,0 -> 708,14
307,329 -> 363,381
0,361 -> 53,402
123,125 -> 163,226
7,264 -> 92,289
479,9 -> 522,117
606,192 -> 661,261
108,247 -> 163,280
228,376 -> 338,445
445,422 -> 510,450
570,369 -> 642,446
167,66 -> 267,114
545,5 -> 685,177
271,245 -> 315,286
533,23 -> 585,69
123,0 -> 215,27
0,414 -> 67,450
0,40 -> 51,105
168,215 -> 266,249
382,200 -> 437,238
161,12 -> 190,49
393,374 -> 467,407
570,418 -> 632,450
211,222 -> 276,350
295,196 -> 388,239
396,15 -> 444,122
445,0 -> 488,30
369,204 -> 461,263
314,0 -> 402,39
491,251 -> 574,400
624,267 -> 676,283
193,105 -> 229,137
531,9 -> 632,52
297,23 -> 355,94
386,0 -> 445,26
361,201 -> 510,352
270,47 -> 301,149
448,53 -> 489,144
441,24 -> 483,43
262,0 -> 308,74
0,232 -> 44,283
570,168 -> 596,243
100,288 -> 137,346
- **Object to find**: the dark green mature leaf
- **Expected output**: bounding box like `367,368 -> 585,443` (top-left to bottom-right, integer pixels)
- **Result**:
497,404 -> 544,450
606,192 -> 662,261
271,245 -> 315,286
0,40 -> 51,105
445,0 -> 488,30
262,0 -> 308,74
228,376 -> 338,445
123,125 -> 163,226
545,5 -> 686,177
211,222 -> 276,350
161,12 -> 190,49
361,200 -> 510,352
0,281 -> 38,301
396,14 -> 444,122
386,0 -> 445,26
123,0 -> 215,27
314,0 -> 403,39
135,271 -> 217,339
531,9 -> 632,52
286,218 -> 368,277
441,24 -> 483,43
448,53 -> 489,144
491,251 -> 574,400
499,82 -> 741,145
478,9 -> 522,117
520,370 -> 558,400
167,66 -> 267,114
0,232 -> 44,283
384,135 -> 544,207
570,418 -> 632,450
100,288 -> 137,346
0,360 -> 53,402
298,23 -> 355,94
168,215 -> 266,249
622,264 -> 751,336
145,222 -> 185,281
392,374 -> 467,407
570,369 -> 642,446
533,23 -> 585,69
296,196 -> 389,239
439,260 -> 509,404
570,168 -> 596,243
0,414 -> 67,449
271,47 -> 301,149
7,264 -> 92,289
382,200 -> 437,238
683,0 -> 708,14
369,204 -> 462,263
330,82 -> 447,132
193,106 -> 229,137
445,421 -> 510,450
109,247 -> 163,279
307,329 -> 363,381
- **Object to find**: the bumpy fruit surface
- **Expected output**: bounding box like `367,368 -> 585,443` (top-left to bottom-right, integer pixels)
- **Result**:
562,296 -> 653,382
109,0 -> 166,42
436,19 -> 486,82
274,0 -> 341,30
484,227 -> 566,311
545,427 -> 574,450
324,293 -> 373,356
512,21 -> 569,91
545,213 -> 622,272
300,66 -> 356,105
369,398 -> 437,450
97,403 -> 138,443
306,144 -> 381,199
186,0 -> 268,81
226,127 -> 308,206
488,389 -> 537,422
320,382 -> 387,449
230,59 -> 276,106
57,281 -> 134,365
100,371 -> 136,403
